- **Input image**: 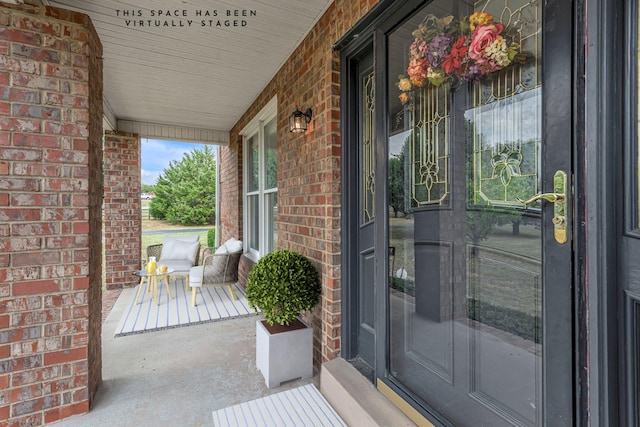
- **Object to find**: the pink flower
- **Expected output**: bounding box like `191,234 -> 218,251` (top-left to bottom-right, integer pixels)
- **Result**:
407,56 -> 430,87
468,23 -> 504,63
406,38 -> 430,86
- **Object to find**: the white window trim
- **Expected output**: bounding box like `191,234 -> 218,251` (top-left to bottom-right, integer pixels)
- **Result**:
241,97 -> 277,261
215,145 -> 220,248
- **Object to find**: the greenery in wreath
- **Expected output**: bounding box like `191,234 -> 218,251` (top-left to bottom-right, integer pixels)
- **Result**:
397,11 -> 527,104
246,250 -> 321,326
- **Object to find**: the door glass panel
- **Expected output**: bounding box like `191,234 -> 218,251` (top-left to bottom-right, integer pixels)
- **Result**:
410,83 -> 451,206
387,0 -> 542,425
362,71 -> 375,224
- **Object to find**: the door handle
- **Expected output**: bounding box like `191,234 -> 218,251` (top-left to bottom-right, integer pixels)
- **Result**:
515,170 -> 568,244
515,193 -> 565,207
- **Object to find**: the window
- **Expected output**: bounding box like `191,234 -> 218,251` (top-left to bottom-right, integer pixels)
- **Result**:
242,98 -> 278,259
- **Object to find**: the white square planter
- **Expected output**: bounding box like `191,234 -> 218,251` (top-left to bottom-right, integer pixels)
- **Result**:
256,319 -> 313,388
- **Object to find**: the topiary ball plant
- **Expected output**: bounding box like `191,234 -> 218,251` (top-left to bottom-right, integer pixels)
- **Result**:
246,249 -> 321,326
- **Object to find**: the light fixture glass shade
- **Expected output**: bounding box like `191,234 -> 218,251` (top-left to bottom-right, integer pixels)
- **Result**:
289,108 -> 312,133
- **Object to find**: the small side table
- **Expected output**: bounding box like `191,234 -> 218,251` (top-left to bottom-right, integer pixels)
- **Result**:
134,268 -> 175,306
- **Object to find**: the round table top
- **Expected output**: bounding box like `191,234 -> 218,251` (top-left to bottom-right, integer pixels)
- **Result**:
136,268 -> 175,277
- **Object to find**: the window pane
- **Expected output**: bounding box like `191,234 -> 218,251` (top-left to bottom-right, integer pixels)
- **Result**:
265,192 -> 278,252
247,135 -> 259,192
244,108 -> 277,258
264,118 -> 278,190
248,195 -> 259,251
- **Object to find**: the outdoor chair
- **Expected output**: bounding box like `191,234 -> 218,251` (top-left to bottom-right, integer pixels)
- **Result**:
188,238 -> 243,307
147,235 -> 201,287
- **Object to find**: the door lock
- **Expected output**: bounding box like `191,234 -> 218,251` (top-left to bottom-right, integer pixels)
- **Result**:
516,170 -> 569,244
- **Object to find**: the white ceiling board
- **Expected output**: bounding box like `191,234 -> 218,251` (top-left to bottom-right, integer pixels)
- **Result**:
46,0 -> 334,136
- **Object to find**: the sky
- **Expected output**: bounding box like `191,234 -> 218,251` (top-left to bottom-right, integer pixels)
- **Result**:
140,139 -> 215,185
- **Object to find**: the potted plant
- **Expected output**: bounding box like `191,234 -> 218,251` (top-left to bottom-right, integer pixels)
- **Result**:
246,249 -> 321,388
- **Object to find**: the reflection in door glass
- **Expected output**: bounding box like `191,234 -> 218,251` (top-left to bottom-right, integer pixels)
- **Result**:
387,0 -> 542,425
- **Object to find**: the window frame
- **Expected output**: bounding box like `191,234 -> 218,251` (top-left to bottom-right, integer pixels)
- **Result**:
625,0 -> 640,235
241,97 -> 278,260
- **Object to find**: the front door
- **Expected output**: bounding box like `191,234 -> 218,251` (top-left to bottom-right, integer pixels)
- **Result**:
343,47 -> 377,374
356,50 -> 376,370
380,0 -> 574,425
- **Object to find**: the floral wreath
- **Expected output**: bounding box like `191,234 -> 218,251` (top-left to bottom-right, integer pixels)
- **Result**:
397,12 -> 526,104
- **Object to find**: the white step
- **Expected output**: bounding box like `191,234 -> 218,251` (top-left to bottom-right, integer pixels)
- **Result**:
320,358 -> 417,427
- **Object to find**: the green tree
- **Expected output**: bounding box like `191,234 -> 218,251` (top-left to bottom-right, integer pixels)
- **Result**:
389,140 -> 407,217
150,145 -> 216,225
141,183 -> 155,193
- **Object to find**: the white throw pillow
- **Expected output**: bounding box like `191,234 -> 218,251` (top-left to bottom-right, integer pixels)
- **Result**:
214,245 -> 228,254
160,239 -> 200,264
214,238 -> 243,254
225,238 -> 243,253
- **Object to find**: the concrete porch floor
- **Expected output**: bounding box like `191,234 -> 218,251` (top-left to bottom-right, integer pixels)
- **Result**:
52,287 -> 316,427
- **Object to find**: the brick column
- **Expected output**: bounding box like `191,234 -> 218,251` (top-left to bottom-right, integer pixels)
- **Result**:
103,131 -> 141,290
0,3 -> 103,425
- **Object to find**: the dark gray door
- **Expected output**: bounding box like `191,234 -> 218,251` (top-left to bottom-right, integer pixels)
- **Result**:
621,1 -> 640,424
382,0 -> 574,425
356,51 -> 376,369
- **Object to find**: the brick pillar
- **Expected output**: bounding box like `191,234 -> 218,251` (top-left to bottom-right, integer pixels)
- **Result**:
0,3 -> 103,425
218,136 -> 242,246
103,131 -> 141,290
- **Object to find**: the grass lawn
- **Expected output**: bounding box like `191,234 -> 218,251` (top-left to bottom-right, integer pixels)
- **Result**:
140,216 -> 213,261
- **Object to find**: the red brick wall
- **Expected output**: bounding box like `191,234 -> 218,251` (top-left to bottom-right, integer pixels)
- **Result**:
220,0 -> 379,366
218,135 -> 242,247
103,131 -> 141,290
0,3 -> 103,425
237,255 -> 254,289
86,10 -> 103,423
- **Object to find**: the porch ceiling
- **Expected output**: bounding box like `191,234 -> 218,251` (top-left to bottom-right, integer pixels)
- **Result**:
44,0 -> 333,143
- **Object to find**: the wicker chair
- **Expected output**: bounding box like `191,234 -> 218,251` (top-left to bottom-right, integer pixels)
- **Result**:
188,247 -> 242,307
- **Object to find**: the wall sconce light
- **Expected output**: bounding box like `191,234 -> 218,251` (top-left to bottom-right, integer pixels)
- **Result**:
289,108 -> 312,133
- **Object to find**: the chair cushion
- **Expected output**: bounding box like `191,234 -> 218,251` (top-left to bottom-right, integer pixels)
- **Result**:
189,266 -> 204,287
161,259 -> 194,273
160,239 -> 199,264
